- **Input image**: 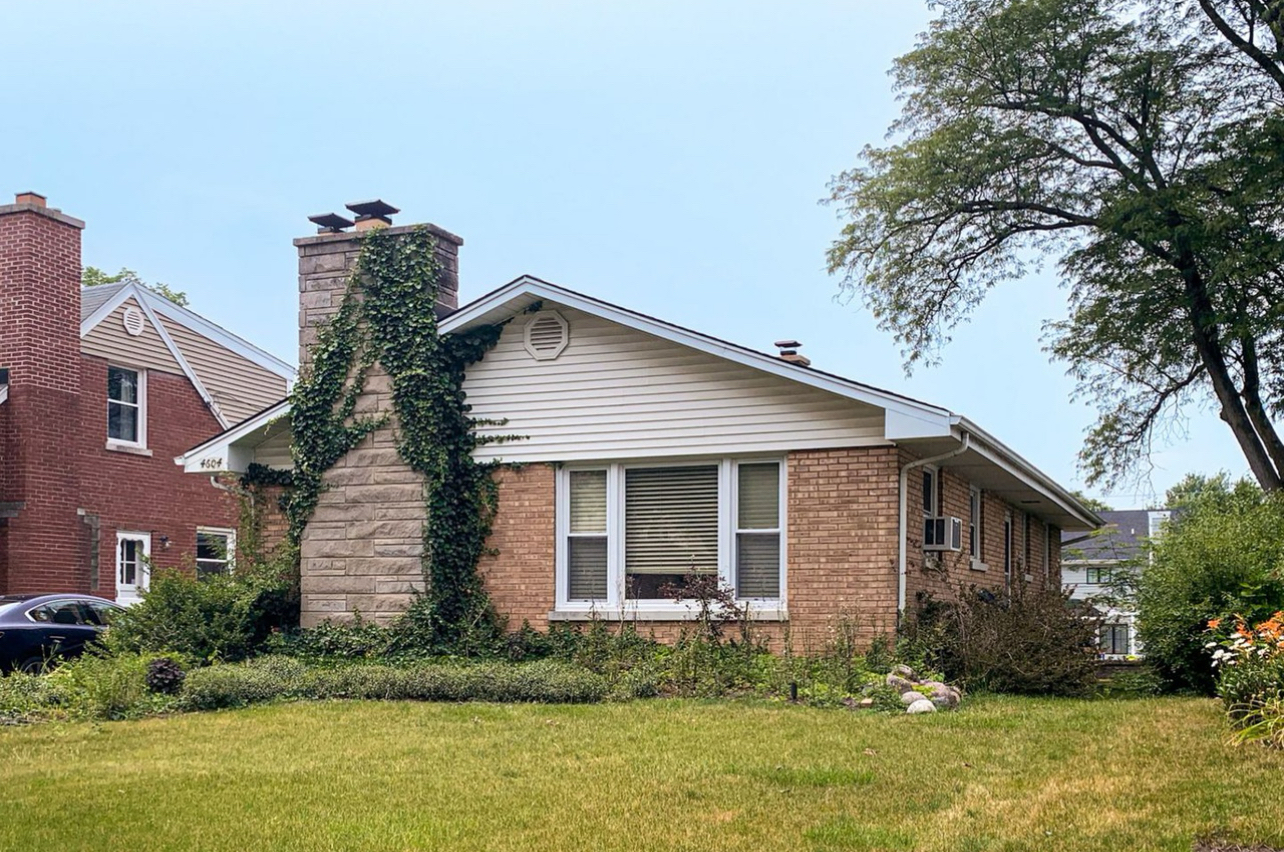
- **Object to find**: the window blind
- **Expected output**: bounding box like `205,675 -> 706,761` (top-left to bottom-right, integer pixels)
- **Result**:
736,463 -> 780,597
624,466 -> 718,575
568,470 -> 608,600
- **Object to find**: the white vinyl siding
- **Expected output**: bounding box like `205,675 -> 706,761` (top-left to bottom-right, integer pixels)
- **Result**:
159,317 -> 289,423
465,305 -> 886,462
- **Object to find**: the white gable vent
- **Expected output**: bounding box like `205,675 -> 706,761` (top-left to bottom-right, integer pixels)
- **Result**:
122,306 -> 146,337
523,310 -> 569,361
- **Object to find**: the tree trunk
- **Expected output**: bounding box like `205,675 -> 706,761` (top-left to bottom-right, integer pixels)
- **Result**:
1179,259 -> 1283,490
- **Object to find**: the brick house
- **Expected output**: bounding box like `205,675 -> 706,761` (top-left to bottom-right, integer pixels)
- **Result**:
180,211 -> 1100,646
0,193 -> 293,603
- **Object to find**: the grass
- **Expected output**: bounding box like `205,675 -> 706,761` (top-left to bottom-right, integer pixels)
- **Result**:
0,695 -> 1280,851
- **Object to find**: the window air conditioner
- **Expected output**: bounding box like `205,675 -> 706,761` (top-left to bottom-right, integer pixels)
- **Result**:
924,516 -> 964,552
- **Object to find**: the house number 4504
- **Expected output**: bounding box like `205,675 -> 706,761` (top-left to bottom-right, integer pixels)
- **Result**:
199,457 -> 225,471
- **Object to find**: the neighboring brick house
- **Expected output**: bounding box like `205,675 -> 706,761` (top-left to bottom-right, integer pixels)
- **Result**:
180,210 -> 1100,647
1062,509 -> 1172,658
0,193 -> 294,603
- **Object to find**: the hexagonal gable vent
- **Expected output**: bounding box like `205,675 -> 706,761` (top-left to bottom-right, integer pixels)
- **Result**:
523,310 -> 569,361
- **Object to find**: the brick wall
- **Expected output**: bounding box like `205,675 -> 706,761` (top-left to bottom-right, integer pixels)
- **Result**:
479,464 -> 557,630
0,198 -> 239,597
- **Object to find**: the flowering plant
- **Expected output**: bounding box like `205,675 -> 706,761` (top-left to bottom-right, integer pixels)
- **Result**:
1206,612 -> 1284,669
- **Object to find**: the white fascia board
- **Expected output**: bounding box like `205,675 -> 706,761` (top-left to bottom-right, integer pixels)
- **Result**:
954,417 -> 1103,529
442,277 -> 954,429
885,408 -> 953,440
176,399 -> 290,473
131,291 -> 230,429
79,284 -> 136,337
146,294 -> 296,379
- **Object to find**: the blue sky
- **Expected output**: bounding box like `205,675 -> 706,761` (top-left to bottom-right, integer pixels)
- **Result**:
1,1 -> 1248,506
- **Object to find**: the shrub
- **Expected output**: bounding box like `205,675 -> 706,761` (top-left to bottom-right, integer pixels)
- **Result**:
908,582 -> 1102,697
104,558 -> 297,664
1210,612 -> 1284,747
145,657 -> 187,695
266,615 -> 394,664
180,658 -> 607,711
44,652 -> 180,720
180,655 -> 308,710
1137,480 -> 1284,693
0,672 -> 59,724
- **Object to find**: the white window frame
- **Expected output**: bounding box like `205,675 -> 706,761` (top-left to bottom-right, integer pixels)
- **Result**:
196,527 -> 237,577
115,530 -> 152,606
554,457 -> 787,617
968,485 -> 987,570
921,466 -> 939,518
106,365 -> 147,450
1043,520 -> 1052,579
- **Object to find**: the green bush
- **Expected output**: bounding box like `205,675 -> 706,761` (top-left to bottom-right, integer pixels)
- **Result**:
1137,481 -> 1284,693
266,615 -> 394,664
907,583 -> 1101,697
104,559 -> 297,664
1218,654 -> 1284,724
180,658 -> 607,711
0,672 -> 59,724
44,652 -> 181,720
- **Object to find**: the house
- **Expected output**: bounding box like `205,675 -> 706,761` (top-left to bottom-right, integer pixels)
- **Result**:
179,207 -> 1101,645
0,193 -> 294,603
1062,509 -> 1171,657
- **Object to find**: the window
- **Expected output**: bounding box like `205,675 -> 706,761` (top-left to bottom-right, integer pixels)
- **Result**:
1043,521 -> 1052,578
557,459 -> 785,610
1023,514 -> 1032,573
968,486 -> 982,560
1003,511 -> 1013,588
1085,565 -> 1112,585
107,366 -> 145,446
1100,623 -> 1130,656
196,528 -> 236,578
922,468 -> 939,517
27,600 -> 87,626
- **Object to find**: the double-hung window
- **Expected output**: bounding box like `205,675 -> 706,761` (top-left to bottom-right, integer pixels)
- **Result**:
557,458 -> 785,612
107,366 -> 146,447
196,528 -> 236,578
968,486 -> 983,564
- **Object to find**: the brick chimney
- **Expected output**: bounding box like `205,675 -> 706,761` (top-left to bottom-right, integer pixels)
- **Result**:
295,201 -> 462,370
0,193 -> 87,593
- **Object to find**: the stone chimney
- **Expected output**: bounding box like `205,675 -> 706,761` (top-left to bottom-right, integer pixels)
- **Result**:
295,200 -> 463,370
293,201 -> 464,627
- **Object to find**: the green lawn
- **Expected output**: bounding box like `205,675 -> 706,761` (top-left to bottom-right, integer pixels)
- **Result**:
0,696 -> 1280,851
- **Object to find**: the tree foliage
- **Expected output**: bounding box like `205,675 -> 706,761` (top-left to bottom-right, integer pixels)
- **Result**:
82,266 -> 189,308
828,0 -> 1284,491
1136,476 -> 1284,692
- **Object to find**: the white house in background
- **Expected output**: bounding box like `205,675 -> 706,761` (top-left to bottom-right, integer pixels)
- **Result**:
1061,509 -> 1171,658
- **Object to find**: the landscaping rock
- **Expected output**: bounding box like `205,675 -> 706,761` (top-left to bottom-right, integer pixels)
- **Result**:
857,698 -> 875,709
906,699 -> 936,714
900,690 -> 927,705
892,664 -> 917,680
886,674 -> 916,693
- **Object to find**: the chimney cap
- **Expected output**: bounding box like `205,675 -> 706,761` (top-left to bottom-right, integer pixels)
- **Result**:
15,191 -> 46,207
345,199 -> 400,218
308,212 -> 355,233
774,339 -> 802,350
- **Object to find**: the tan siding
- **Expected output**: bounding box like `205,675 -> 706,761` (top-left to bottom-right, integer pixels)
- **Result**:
465,305 -> 887,462
81,298 -> 184,374
160,317 -> 289,423
251,428 -> 294,468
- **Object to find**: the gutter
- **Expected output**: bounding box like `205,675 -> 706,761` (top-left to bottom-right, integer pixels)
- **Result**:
897,431 -> 971,623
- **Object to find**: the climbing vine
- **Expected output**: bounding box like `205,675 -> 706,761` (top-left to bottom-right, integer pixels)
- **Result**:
286,227 -> 512,651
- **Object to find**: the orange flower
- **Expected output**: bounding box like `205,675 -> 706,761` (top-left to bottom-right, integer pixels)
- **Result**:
1207,618 -> 1222,630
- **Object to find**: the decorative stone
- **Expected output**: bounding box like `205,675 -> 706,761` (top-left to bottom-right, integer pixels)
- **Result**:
892,664 -> 917,680
900,690 -> 928,705
857,698 -> 875,709
886,673 -> 915,693
906,699 -> 936,714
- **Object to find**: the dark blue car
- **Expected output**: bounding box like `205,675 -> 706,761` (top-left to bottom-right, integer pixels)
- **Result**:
0,594 -> 124,674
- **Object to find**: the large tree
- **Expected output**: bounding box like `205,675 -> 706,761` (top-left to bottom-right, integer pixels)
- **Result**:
827,0 -> 1284,491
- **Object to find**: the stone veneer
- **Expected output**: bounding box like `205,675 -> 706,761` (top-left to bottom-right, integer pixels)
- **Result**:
295,224 -> 462,626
